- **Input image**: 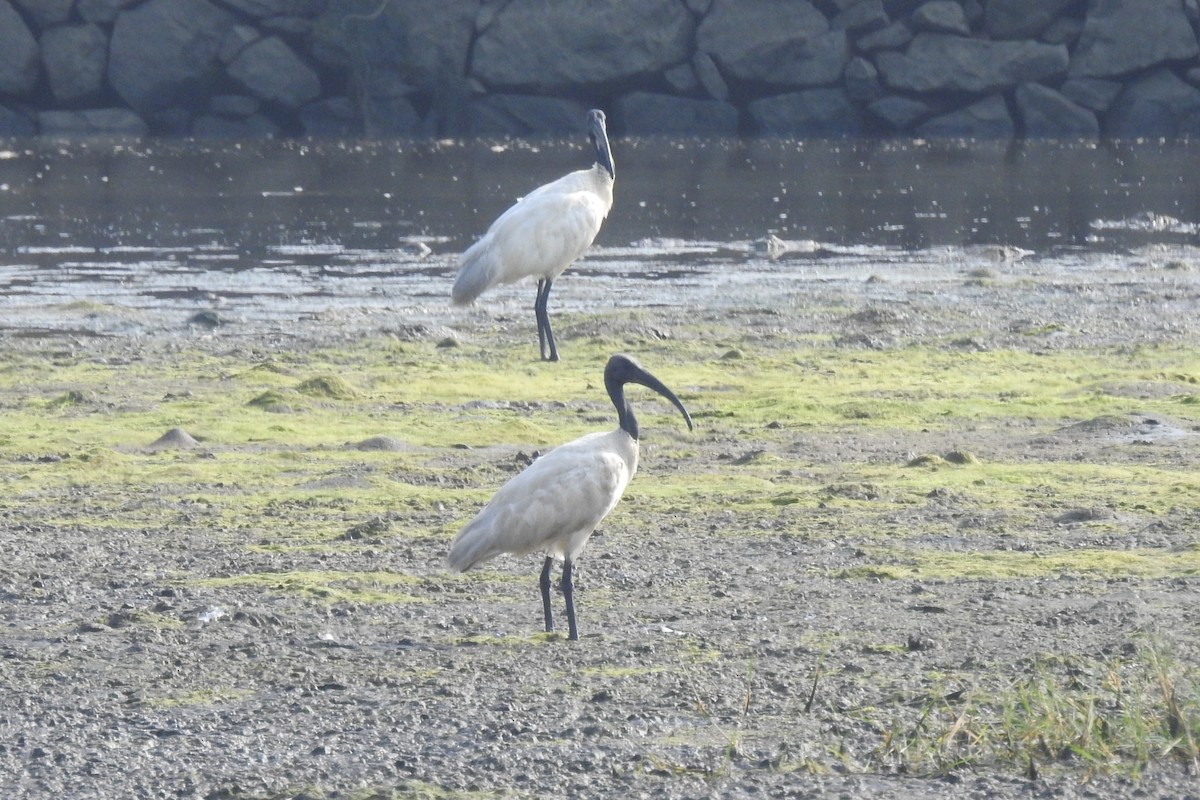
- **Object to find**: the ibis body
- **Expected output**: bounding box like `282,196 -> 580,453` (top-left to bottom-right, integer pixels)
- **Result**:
451,109 -> 615,362
447,354 -> 693,640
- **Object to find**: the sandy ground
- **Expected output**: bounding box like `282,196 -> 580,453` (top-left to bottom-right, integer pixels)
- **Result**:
2,239 -> 1200,799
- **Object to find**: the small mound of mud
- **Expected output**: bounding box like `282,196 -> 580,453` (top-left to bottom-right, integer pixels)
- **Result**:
1055,507 -> 1118,524
384,324 -> 458,343
842,306 -> 907,327
560,319 -> 673,342
149,427 -> 199,450
907,450 -> 979,467
351,436 -> 407,452
297,375 -> 360,399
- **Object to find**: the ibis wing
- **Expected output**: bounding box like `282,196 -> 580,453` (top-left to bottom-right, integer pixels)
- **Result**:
451,168 -> 612,303
447,432 -> 634,571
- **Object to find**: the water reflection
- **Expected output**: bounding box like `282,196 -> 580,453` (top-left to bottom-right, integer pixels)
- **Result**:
0,138 -> 1198,335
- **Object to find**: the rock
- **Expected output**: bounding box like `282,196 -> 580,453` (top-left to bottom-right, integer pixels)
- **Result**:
876,33 -> 1068,94
616,92 -> 739,136
208,94 -> 260,118
192,112 -> 281,137
41,24 -> 108,104
219,25 -> 261,65
362,93 -> 423,137
314,0 -> 475,89
916,94 -> 1014,139
0,105 -> 36,136
857,21 -> 912,53
12,0 -> 73,28
38,108 -> 149,137
832,0 -> 889,35
1104,68 -> 1200,139
473,0 -> 692,91
985,0 -> 1072,40
1059,78 -> 1123,111
468,95 -> 590,137
77,0 -> 139,24
698,0 -> 848,86
0,0 -> 40,97
1015,82 -> 1098,139
664,63 -> 699,94
692,51 -> 729,102
909,1 -> 970,35
867,95 -> 934,129
227,36 -> 321,110
300,96 -> 362,137
1070,0 -> 1200,79
219,0 -> 324,18
844,57 -> 881,102
749,88 -> 865,137
1039,14 -> 1083,46
108,0 -> 236,114
149,427 -> 200,450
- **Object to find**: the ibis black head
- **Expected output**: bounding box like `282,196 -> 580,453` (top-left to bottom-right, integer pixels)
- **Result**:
587,109 -> 614,180
604,353 -> 693,440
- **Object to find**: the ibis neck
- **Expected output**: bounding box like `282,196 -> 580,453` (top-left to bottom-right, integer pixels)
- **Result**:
608,383 -> 639,440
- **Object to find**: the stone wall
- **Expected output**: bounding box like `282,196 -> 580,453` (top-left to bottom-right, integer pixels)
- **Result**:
2,0 -> 1200,139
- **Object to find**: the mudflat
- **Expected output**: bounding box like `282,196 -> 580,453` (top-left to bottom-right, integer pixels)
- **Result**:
2,238 -> 1199,799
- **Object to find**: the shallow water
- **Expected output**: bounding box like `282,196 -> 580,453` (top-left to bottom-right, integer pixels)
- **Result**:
1,138 -> 1198,337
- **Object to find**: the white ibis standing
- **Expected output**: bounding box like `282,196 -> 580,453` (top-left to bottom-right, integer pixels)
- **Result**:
451,109 -> 615,362
447,354 -> 693,640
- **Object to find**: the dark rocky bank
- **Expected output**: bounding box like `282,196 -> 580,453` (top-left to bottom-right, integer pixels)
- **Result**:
2,0 -> 1200,140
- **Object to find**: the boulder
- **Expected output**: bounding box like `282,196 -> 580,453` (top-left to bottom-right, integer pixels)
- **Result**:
41,24 -> 108,104
698,0 -> 849,86
300,96 -> 362,137
473,0 -> 692,91
916,95 -> 1014,139
311,0 -> 476,88
12,0 -> 73,28
0,0 -> 39,97
207,94 -> 261,117
77,0 -> 139,24
218,0 -> 324,18
219,25 -> 261,65
985,0 -> 1072,40
844,57 -> 881,102
616,92 -> 739,136
1014,82 -> 1099,139
362,93 -> 423,137
857,21 -> 913,52
468,95 -> 590,137
109,0 -> 236,114
692,51 -> 729,102
749,88 -> 866,137
0,105 -> 37,136
876,33 -> 1068,94
1059,78 -> 1122,111
832,0 -> 889,35
38,108 -> 149,137
1070,0 -> 1199,78
909,1 -> 970,35
192,112 -> 281,137
1039,15 -> 1083,47
868,95 -> 935,129
1104,68 -> 1200,139
664,63 -> 699,94
227,35 -> 321,109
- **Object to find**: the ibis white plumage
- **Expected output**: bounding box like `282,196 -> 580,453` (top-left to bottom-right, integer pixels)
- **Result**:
451,109 -> 615,362
447,354 -> 693,640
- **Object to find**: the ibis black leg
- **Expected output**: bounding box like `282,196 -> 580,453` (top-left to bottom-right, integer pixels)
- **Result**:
534,278 -> 558,362
540,556 -> 555,633
562,558 -> 578,641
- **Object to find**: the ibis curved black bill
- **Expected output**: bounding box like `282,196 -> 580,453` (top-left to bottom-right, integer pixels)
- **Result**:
604,353 -> 693,439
